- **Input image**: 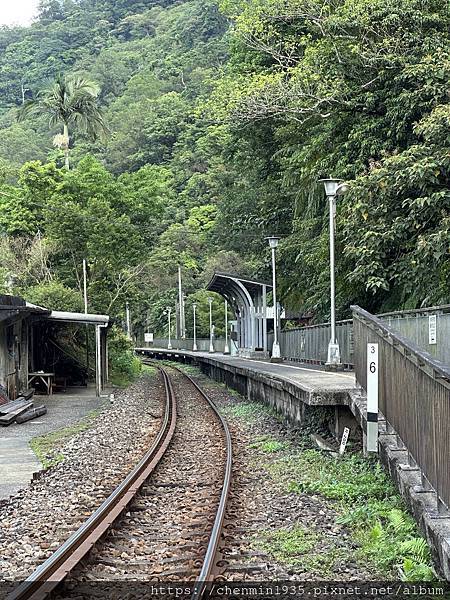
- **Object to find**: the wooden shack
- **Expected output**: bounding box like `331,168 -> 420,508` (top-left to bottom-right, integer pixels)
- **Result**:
0,295 -> 110,400
0,295 -> 50,400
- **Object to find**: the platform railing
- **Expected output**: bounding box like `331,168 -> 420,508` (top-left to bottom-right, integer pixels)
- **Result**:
268,320 -> 354,367
141,338 -> 226,353
352,305 -> 450,511
378,305 -> 450,365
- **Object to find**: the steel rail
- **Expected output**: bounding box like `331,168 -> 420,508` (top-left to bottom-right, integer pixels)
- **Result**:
160,363 -> 233,600
8,365 -> 177,600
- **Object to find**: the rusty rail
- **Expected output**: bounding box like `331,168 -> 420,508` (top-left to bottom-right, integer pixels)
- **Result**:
169,365 -> 233,598
352,305 -> 450,511
9,360 -> 233,600
8,365 -> 177,600
144,361 -> 233,596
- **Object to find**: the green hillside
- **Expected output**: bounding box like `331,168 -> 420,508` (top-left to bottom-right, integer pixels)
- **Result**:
0,0 -> 448,347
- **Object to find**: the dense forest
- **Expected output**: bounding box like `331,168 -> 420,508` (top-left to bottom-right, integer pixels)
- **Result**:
0,0 -> 448,357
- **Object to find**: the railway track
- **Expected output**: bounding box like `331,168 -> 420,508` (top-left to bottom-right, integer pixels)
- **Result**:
8,363 -> 232,600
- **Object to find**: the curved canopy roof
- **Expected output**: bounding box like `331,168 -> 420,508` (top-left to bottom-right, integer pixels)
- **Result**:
207,272 -> 271,298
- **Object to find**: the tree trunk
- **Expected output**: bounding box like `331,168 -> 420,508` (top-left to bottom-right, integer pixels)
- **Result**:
63,123 -> 70,170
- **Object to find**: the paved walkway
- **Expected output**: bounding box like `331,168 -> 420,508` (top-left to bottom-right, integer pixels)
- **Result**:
0,387 -> 107,500
212,354 -> 355,392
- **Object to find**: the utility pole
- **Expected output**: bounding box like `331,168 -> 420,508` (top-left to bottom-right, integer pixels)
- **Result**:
83,259 -> 88,314
21,83 -> 29,105
208,297 -> 215,353
126,302 -> 131,339
266,236 -> 281,361
192,303 -> 198,352
167,307 -> 172,349
83,259 -> 89,376
178,265 -> 185,342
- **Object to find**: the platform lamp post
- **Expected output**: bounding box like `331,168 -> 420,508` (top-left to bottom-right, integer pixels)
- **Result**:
319,178 -> 349,369
166,307 -> 172,350
208,297 -> 215,353
192,303 -> 198,352
224,299 -> 230,355
266,236 -> 281,362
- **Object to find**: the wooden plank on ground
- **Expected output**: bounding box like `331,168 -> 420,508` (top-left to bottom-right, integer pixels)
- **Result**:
0,402 -> 33,425
0,398 -> 29,414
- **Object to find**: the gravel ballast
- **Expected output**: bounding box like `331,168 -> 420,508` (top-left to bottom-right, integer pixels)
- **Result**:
0,373 -> 164,582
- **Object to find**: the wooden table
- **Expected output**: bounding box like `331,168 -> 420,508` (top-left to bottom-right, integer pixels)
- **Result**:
28,373 -> 55,395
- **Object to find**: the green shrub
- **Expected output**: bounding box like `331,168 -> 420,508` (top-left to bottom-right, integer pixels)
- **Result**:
284,449 -> 391,502
109,327 -> 141,387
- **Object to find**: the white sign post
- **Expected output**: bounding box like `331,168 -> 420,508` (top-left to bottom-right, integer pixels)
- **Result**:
339,427 -> 350,456
366,343 -> 379,453
144,332 -> 154,344
428,315 -> 437,345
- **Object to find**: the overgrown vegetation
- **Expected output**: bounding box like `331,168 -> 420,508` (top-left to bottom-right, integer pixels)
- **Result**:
222,400 -> 280,424
109,329 -> 142,387
159,360 -> 202,378
268,449 -> 435,580
249,435 -> 289,453
30,409 -> 101,468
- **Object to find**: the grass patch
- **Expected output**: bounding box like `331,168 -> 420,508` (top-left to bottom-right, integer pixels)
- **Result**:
30,409 -> 101,468
249,435 -> 290,453
141,364 -> 157,377
282,450 -> 388,501
222,401 -> 279,424
268,449 -> 435,580
256,526 -> 319,566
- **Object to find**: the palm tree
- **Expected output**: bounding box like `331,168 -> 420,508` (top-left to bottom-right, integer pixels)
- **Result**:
18,74 -> 108,170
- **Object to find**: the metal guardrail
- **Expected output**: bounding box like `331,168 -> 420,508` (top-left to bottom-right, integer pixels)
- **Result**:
269,320 -> 354,367
352,305 -> 450,511
143,338 -> 226,353
143,303 -> 450,370
378,305 -> 450,365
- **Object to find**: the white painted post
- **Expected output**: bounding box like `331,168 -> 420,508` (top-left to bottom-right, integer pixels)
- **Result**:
224,300 -> 230,354
339,427 -> 350,456
95,324 -> 101,397
366,342 -> 379,452
429,315 -> 437,345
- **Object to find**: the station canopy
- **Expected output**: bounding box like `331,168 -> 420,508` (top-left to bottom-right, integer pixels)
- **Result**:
207,272 -> 272,353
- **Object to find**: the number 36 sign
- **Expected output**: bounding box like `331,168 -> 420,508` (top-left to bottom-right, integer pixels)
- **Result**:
366,343 -> 379,452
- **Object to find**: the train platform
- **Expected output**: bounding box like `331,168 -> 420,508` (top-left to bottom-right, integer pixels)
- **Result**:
137,348 -> 356,401
136,349 -> 360,436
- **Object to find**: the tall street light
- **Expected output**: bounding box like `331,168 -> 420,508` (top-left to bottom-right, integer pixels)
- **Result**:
319,178 -> 349,369
166,307 -> 172,350
192,303 -> 198,352
266,236 -> 281,362
224,299 -> 230,355
208,297 -> 215,353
